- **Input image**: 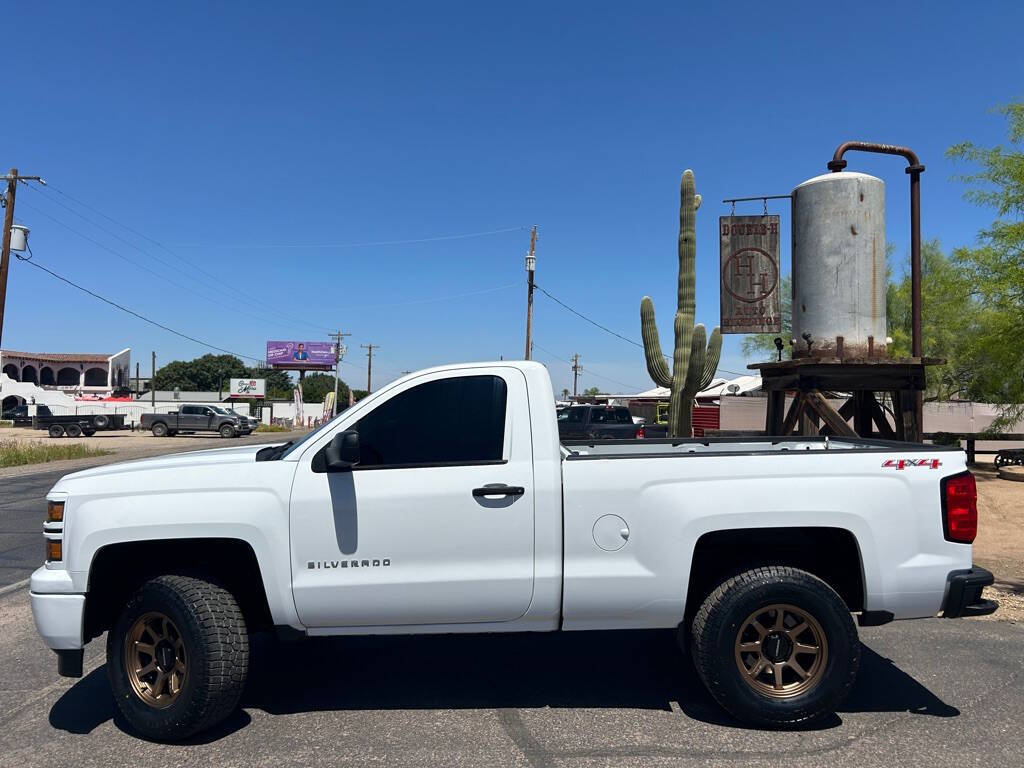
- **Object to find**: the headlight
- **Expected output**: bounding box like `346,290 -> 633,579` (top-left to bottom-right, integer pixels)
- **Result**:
47,501 -> 64,523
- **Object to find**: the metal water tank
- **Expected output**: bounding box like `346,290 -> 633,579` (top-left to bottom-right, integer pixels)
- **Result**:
791,171 -> 886,358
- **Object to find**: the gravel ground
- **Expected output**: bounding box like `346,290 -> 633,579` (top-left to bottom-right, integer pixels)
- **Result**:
0,426 -> 303,480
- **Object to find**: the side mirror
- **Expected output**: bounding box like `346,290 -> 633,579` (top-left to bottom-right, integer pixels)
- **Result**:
323,430 -> 360,472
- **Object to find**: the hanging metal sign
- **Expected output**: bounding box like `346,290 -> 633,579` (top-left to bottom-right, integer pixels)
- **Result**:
719,215 -> 782,334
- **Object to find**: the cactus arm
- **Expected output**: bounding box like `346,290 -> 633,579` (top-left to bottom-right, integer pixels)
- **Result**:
640,297 -> 673,389
682,323 -> 707,396
699,327 -> 723,391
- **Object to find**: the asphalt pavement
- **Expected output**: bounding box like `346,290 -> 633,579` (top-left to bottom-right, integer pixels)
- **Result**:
1,451 -> 1021,767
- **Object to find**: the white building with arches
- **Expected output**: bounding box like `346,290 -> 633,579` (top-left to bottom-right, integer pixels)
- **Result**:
1,348 -> 131,411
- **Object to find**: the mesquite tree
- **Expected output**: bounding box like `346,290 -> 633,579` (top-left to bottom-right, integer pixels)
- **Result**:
640,169 -> 722,437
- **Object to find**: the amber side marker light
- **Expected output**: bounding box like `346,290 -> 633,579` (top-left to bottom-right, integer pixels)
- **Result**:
46,539 -> 62,562
47,501 -> 65,523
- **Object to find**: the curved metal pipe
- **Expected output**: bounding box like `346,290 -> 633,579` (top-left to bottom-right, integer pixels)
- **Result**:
827,141 -> 925,440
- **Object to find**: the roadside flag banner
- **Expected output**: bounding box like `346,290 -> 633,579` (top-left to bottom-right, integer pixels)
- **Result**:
322,392 -> 335,421
293,387 -> 304,427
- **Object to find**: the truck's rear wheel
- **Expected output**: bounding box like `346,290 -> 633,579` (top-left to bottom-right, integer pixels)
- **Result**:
690,566 -> 859,728
107,575 -> 249,741
219,424 -> 236,438
151,422 -> 168,437
65,423 -> 83,438
48,424 -> 65,438
92,414 -> 110,429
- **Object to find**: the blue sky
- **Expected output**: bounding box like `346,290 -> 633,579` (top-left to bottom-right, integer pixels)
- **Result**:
4,1 -> 1022,395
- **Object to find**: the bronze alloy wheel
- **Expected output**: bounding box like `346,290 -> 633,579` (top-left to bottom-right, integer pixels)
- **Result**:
124,611 -> 188,709
734,603 -> 828,699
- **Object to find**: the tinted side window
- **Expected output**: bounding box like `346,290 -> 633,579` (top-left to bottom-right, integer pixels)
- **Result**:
181,406 -> 197,415
354,375 -> 507,467
564,408 -> 586,424
613,409 -> 633,424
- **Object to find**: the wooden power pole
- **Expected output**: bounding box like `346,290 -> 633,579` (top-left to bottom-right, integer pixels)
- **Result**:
571,353 -> 582,397
361,343 -> 378,393
0,169 -> 44,348
524,225 -> 537,360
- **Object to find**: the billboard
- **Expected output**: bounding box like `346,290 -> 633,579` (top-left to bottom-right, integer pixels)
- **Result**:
719,215 -> 782,334
228,378 -> 266,399
266,340 -> 335,369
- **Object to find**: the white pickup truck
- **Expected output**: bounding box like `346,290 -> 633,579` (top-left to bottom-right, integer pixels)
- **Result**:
30,361 -> 996,740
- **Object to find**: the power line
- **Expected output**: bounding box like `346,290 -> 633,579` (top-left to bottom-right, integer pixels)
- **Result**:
22,186 -> 333,334
167,226 -> 529,249
533,283 -> 747,377
14,253 -> 262,362
531,342 -> 643,391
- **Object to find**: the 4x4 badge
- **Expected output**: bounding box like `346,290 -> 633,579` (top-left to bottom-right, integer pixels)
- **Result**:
882,458 -> 942,470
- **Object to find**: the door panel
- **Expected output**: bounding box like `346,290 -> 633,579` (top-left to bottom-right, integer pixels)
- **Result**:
289,367 -> 536,628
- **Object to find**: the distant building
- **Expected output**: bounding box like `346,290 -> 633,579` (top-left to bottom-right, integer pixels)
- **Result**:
0,348 -> 131,394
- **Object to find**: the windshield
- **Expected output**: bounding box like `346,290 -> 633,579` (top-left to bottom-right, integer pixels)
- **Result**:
209,406 -> 231,415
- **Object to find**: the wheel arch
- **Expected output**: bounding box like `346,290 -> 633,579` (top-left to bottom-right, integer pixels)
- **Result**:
684,526 -> 866,623
83,537 -> 275,642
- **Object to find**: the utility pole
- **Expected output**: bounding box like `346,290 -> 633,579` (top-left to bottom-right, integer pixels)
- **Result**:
571,353 -> 582,398
328,330 -> 351,416
0,169 -> 44,348
151,352 -> 156,411
135,362 -> 140,397
524,225 -> 537,360
361,343 -> 378,393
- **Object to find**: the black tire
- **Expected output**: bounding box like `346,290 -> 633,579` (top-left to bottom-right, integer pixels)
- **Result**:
107,575 -> 249,742
48,424 -> 65,438
65,423 -> 83,438
82,428 -> 96,437
92,414 -> 110,429
219,424 -> 236,439
151,422 -> 168,437
690,566 -> 859,728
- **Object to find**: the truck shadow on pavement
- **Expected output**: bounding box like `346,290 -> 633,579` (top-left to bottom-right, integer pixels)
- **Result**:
48,630 -> 958,742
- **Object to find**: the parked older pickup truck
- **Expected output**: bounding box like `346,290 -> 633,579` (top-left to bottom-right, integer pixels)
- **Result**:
31,361 -> 996,740
139,404 -> 249,438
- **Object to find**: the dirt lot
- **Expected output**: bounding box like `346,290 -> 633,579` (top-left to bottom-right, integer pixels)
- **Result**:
0,425 -> 302,479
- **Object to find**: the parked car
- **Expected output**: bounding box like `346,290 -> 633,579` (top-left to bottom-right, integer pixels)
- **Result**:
226,408 -> 260,431
139,404 -> 248,438
31,361 -> 995,740
557,404 -> 645,440
2,404 -> 52,425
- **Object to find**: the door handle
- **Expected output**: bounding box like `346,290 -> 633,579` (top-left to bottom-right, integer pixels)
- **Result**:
472,484 -> 525,498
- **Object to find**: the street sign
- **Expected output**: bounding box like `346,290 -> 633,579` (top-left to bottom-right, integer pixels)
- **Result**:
719,215 -> 782,334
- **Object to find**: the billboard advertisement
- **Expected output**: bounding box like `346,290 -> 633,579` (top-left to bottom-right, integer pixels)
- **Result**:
228,378 -> 266,399
266,341 -> 335,369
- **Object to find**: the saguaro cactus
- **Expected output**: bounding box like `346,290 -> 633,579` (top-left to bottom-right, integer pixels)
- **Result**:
640,169 -> 722,437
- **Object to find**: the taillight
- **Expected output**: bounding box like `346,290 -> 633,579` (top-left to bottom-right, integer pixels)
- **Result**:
941,471 -> 977,543
635,426 -> 645,439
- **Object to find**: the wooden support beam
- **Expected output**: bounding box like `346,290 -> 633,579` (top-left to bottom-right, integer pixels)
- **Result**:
765,390 -> 786,436
804,391 -> 858,437
867,396 -> 896,439
779,393 -> 806,436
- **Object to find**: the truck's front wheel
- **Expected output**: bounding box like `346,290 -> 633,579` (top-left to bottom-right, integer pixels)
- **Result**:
107,575 -> 249,741
690,566 -> 859,728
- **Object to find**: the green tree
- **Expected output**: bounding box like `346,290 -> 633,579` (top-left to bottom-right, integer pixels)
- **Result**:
300,372 -> 350,404
886,241 -> 986,401
582,386 -> 601,397
947,102 -> 1024,428
152,354 -> 293,398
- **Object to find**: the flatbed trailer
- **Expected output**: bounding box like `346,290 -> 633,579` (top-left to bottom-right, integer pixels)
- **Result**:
33,413 -> 126,438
